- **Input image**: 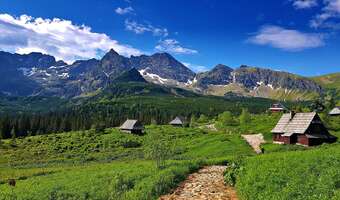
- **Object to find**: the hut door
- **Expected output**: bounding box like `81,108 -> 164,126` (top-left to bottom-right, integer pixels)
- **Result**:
290,134 -> 297,144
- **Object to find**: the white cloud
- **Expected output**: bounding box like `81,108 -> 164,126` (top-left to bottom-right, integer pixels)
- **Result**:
310,0 -> 340,28
115,6 -> 134,15
0,13 -> 142,63
324,0 -> 340,12
292,0 -> 318,9
248,25 -> 324,51
155,39 -> 198,54
124,19 -> 168,37
183,62 -> 208,72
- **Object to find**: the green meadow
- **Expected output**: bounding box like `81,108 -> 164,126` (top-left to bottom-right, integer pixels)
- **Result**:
0,125 -> 253,200
0,113 -> 339,200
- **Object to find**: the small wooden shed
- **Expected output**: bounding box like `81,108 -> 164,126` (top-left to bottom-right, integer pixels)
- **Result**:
119,119 -> 144,135
329,107 -> 340,116
271,112 -> 336,146
169,117 -> 184,127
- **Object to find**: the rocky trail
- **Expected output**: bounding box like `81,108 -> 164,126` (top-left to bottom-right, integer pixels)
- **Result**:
159,165 -> 238,200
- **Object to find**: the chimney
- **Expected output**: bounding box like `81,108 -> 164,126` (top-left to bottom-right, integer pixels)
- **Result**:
290,111 -> 295,120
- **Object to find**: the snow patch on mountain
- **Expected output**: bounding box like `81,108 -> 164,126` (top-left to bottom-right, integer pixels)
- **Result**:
58,72 -> 70,78
139,68 -> 169,84
18,67 -> 31,76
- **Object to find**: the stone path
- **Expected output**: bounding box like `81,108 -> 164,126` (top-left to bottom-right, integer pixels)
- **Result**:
159,166 -> 238,200
242,134 -> 266,154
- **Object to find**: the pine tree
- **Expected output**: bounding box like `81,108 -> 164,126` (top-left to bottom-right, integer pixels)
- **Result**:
215,111 -> 237,131
197,114 -> 209,123
239,108 -> 251,127
10,127 -> 16,140
190,115 -> 197,127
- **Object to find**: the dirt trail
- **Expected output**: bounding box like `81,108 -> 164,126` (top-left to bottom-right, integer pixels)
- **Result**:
242,134 -> 266,154
159,166 -> 238,200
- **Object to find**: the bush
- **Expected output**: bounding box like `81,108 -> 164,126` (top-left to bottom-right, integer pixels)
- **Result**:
215,111 -> 238,131
121,139 -> 141,148
224,157 -> 244,186
197,114 -> 209,124
239,108 -> 251,126
144,131 -> 174,169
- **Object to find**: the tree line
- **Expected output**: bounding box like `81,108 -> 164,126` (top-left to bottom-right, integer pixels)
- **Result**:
0,95 -> 274,139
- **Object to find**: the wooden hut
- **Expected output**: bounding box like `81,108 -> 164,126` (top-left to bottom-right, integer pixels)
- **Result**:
169,117 -> 184,127
119,119 -> 144,134
271,112 -> 336,146
269,103 -> 286,113
329,107 -> 340,116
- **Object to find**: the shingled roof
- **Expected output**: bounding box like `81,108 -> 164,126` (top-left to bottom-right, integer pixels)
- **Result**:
271,113 -> 292,133
120,119 -> 143,130
269,103 -> 287,111
329,107 -> 340,116
271,112 -> 317,134
169,117 -> 184,125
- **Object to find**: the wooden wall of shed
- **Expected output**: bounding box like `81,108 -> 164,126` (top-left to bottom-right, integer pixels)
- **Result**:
283,136 -> 292,144
297,134 -> 309,146
273,133 -> 284,142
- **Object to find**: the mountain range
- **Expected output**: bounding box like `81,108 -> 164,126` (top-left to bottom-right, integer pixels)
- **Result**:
0,49 -> 336,101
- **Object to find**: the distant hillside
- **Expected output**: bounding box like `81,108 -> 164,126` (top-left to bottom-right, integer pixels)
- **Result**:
312,73 -> 340,104
312,73 -> 340,91
193,65 -> 322,101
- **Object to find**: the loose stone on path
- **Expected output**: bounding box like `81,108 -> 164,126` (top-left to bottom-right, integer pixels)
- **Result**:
159,165 -> 238,200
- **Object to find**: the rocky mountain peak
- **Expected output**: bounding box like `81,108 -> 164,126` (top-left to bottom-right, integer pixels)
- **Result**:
212,64 -> 233,72
151,52 -> 173,59
102,49 -> 121,60
195,64 -> 233,87
113,68 -> 146,83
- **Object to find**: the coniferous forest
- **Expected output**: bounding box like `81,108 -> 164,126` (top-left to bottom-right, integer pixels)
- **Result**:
0,95 -> 282,139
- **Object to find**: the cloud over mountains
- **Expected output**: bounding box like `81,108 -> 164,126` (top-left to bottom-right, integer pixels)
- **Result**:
248,25 -> 325,51
0,13 -> 142,62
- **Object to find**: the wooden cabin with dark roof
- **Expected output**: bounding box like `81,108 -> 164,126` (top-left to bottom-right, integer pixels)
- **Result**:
169,116 -> 184,127
269,103 -> 286,113
329,107 -> 340,116
119,119 -> 144,135
271,112 -> 336,146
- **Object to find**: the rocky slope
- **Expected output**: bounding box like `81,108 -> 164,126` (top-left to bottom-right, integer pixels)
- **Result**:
193,65 -> 322,100
0,51 -> 66,96
0,49 -> 327,100
195,64 -> 233,86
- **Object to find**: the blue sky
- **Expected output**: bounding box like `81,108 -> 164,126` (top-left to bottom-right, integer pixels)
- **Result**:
0,0 -> 339,76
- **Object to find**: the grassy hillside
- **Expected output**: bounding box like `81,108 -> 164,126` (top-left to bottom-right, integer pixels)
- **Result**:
312,73 -> 340,105
312,73 -> 340,91
224,114 -> 340,200
203,83 -> 319,101
235,143 -> 340,200
0,125 -> 253,199
1,110 -> 339,199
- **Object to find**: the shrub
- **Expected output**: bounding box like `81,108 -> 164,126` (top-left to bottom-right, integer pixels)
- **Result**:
215,111 -> 238,131
239,108 -> 251,126
121,139 -> 141,148
197,114 -> 209,124
108,173 -> 134,200
224,157 -> 244,186
144,132 -> 174,169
